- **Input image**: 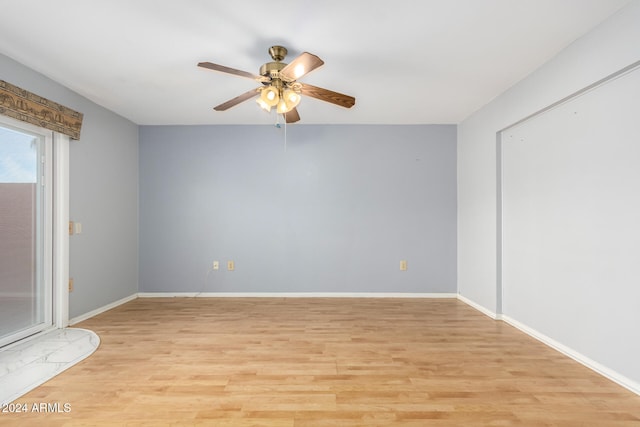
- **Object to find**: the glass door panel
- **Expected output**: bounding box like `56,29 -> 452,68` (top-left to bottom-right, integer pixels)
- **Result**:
0,124 -> 51,347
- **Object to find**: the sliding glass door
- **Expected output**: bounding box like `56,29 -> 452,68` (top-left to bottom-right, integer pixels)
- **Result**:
0,122 -> 52,347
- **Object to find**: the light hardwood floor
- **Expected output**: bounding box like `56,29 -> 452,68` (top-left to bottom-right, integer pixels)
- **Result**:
2,298 -> 640,426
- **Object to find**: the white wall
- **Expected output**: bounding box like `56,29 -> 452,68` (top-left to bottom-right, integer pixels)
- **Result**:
502,66 -> 640,388
458,1 -> 640,312
458,0 -> 640,391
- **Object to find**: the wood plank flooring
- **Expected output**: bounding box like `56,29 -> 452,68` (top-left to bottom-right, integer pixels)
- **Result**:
2,298 -> 639,426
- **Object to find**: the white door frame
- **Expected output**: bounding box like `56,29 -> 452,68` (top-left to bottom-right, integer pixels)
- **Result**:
53,132 -> 69,328
0,116 -> 69,345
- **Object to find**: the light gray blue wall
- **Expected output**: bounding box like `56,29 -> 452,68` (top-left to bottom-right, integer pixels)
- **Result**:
458,2 -> 640,392
1,53 -> 139,317
139,124 -> 456,293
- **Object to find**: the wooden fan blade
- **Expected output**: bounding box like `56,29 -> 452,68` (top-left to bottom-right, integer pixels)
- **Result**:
213,88 -> 260,111
198,62 -> 269,82
299,83 -> 356,109
279,52 -> 324,81
284,108 -> 300,123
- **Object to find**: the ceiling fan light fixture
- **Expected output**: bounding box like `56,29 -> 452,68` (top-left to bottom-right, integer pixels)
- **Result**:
259,85 -> 279,107
283,88 -> 301,110
276,98 -> 289,114
256,97 -> 272,112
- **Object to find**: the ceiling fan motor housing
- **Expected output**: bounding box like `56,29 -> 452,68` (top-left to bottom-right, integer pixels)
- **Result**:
259,61 -> 287,81
268,45 -> 287,61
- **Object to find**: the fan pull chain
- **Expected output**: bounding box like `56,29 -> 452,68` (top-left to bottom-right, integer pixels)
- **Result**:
284,114 -> 287,152
274,113 -> 287,152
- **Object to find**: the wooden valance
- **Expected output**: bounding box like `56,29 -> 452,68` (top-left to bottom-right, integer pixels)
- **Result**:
0,80 -> 83,140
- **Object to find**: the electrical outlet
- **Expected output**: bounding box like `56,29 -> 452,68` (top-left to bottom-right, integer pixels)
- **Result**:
69,221 -> 74,235
68,278 -> 74,292
227,260 -> 235,271
213,261 -> 219,270
400,260 -> 408,271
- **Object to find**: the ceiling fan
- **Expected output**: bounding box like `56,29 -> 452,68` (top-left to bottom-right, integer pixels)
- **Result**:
198,46 -> 355,123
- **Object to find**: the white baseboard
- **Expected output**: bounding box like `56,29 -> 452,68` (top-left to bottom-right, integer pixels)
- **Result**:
68,292 -> 459,323
138,292 -> 459,298
0,292 -> 31,298
69,293 -> 138,325
502,314 -> 640,396
66,291 -> 640,397
456,294 -> 498,319
138,292 -> 200,298
456,295 -> 639,396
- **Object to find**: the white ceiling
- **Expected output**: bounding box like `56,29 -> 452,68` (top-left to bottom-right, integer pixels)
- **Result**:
0,0 -> 630,125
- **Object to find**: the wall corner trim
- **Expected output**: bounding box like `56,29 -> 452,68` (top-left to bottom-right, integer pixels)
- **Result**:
501,315 -> 640,397
69,293 -> 138,325
456,294 -> 498,319
457,294 -> 639,396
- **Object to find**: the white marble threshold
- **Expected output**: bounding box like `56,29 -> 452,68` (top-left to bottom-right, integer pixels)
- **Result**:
0,328 -> 100,405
